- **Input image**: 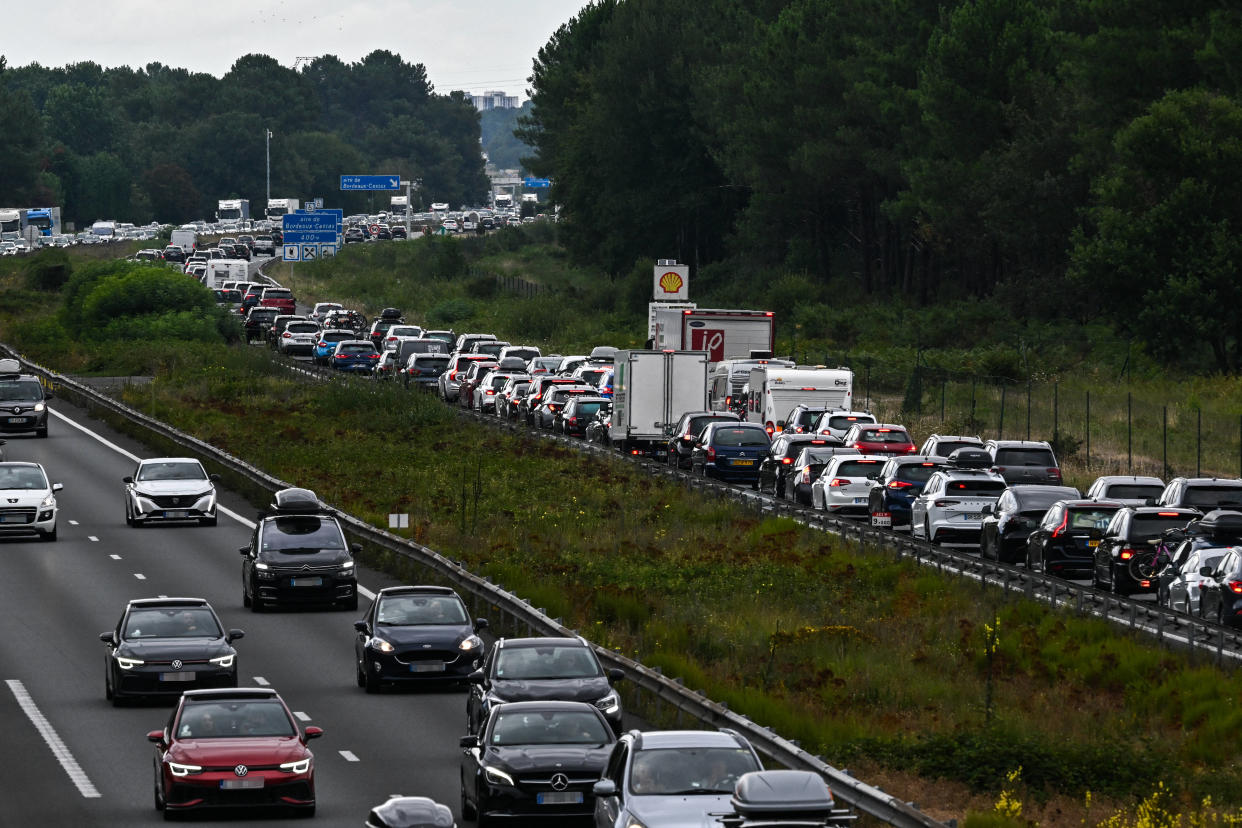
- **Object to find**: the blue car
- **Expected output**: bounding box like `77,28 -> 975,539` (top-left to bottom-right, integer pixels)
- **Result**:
330,340 -> 380,373
313,329 -> 356,366
596,368 -> 614,400
867,455 -> 947,530
690,422 -> 771,484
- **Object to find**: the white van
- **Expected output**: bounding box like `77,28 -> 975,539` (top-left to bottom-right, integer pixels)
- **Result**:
170,228 -> 198,253
201,259 -> 250,290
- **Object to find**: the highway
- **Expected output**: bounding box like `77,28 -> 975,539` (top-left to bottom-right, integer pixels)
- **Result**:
0,396 -> 469,826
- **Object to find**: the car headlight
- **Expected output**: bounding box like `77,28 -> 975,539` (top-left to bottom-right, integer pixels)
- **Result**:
167,762 -> 202,776
209,654 -> 235,668
625,819 -> 650,828
483,766 -> 514,786
370,637 -> 395,653
595,690 -> 620,715
116,656 -> 144,670
255,562 -> 270,571
40,493 -> 56,508
280,758 -> 311,774
33,402 -> 45,413
339,560 -> 355,572
459,635 -> 483,652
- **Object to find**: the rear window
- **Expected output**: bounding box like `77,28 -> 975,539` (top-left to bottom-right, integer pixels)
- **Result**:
287,323 -> 319,333
263,289 -> 292,299
896,464 -> 941,483
836,460 -> 885,479
573,402 -> 604,416
1103,484 -> 1163,501
995,448 -> 1056,467
339,344 -> 375,355
829,415 -> 874,430
1185,486 -> 1242,509
713,428 -> 770,447
860,429 -> 911,443
1130,513 -> 1194,539
1066,507 -> 1119,529
791,410 -> 822,428
506,348 -> 540,362
474,343 -> 505,357
945,480 -> 1007,496
323,332 -> 353,343
413,356 -> 450,370
927,440 -> 979,458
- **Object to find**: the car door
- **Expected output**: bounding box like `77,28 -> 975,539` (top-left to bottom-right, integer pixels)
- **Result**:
1096,511 -> 1129,585
981,491 -> 1012,554
594,741 -> 629,828
912,473 -> 940,535
466,646 -> 498,734
1168,550 -> 1198,613
758,437 -> 785,491
1027,504 -> 1060,569
240,527 -> 259,600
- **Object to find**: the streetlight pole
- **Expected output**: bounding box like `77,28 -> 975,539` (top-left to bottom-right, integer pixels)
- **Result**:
265,129 -> 272,211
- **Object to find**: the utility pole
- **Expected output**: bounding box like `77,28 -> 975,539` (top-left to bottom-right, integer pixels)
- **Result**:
265,129 -> 272,207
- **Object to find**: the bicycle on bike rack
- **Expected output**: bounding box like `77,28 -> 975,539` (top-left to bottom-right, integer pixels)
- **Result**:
1129,528 -> 1184,586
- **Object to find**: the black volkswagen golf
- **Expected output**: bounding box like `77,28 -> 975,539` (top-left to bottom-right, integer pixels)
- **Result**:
240,488 -> 360,612
460,700 -> 615,825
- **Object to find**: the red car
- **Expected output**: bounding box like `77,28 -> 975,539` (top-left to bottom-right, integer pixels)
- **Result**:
258,286 -> 296,314
842,423 -> 917,455
148,688 -> 322,818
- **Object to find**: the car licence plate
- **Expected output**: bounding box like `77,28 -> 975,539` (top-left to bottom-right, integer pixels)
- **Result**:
0,514 -> 25,523
1088,540 -> 1100,547
164,510 -> 188,519
6,417 -> 26,423
537,791 -> 583,805
964,512 -> 984,520
291,577 -> 323,587
220,778 -> 264,790
854,497 -> 867,503
410,662 -> 445,673
731,459 -> 755,466
160,672 -> 194,682
872,513 -> 891,527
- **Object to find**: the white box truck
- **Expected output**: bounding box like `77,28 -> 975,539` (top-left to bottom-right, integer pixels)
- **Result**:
609,349 -> 710,454
202,259 -> 250,290
650,307 -> 775,364
745,366 -> 854,434
216,199 -> 250,225
266,198 -> 298,221
389,195 -> 409,216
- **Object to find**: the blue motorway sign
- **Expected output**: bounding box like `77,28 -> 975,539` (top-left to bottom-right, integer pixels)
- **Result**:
283,212 -> 340,233
340,174 -> 401,191
523,177 -> 551,188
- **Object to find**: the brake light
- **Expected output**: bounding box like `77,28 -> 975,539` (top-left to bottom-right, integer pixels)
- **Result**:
878,428 -> 892,433
725,396 -> 732,407
828,478 -> 848,487
317,341 -> 326,347
1048,467 -> 1062,481
335,354 -> 348,359
1051,512 -> 1069,538
1230,581 -> 1242,595
801,387 -> 816,391
1119,548 -> 1136,560
765,422 -> 775,435
887,480 -> 914,489
568,416 -> 578,425
1157,512 -> 1181,517
368,353 -> 380,359
706,447 -> 716,461
449,370 -> 457,380
386,336 -> 397,342
486,389 -> 495,395
811,440 -> 826,445
781,457 -> 792,465
282,331 -> 291,337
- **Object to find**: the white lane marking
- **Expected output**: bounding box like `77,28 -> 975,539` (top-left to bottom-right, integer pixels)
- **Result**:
359,585 -> 375,601
68,520 -> 79,526
109,554 -> 121,560
134,573 -> 146,580
293,711 -> 310,722
339,750 -> 360,762
253,676 -> 270,686
6,679 -> 101,798
88,536 -> 99,542
158,594 -> 168,598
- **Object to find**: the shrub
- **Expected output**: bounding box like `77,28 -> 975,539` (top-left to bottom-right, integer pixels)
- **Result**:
427,298 -> 475,325
23,249 -> 72,291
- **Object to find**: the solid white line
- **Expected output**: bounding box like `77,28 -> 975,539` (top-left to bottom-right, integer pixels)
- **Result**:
51,409 -> 140,461
5,679 -> 101,798
134,573 -> 146,580
339,750 -> 360,762
293,711 -> 310,722
253,676 -> 270,686
109,554 -> 121,560
88,536 -> 99,542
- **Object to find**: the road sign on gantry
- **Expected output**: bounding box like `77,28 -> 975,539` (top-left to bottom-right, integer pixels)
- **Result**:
340,174 -> 401,191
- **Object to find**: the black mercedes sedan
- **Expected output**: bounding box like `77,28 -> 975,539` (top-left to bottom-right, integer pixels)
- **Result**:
460,700 -> 615,825
354,585 -> 488,692
101,597 -> 243,705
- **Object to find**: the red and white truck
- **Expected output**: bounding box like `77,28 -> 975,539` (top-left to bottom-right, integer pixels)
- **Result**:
649,306 -> 775,364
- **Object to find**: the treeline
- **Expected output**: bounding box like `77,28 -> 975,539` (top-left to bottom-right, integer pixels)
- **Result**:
520,0 -> 1242,372
0,51 -> 490,226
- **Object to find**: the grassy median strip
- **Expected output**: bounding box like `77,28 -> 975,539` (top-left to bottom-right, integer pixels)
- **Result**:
4,246 -> 1242,826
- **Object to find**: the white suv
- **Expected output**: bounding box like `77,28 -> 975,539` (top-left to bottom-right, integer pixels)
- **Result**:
912,458 -> 1008,544
813,410 -> 876,441
811,454 -> 887,513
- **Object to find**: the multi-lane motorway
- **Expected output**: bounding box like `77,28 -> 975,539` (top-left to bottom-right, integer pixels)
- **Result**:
0,397 -> 470,826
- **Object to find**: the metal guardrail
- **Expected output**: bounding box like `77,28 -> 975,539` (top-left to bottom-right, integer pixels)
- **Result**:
0,344 -> 948,828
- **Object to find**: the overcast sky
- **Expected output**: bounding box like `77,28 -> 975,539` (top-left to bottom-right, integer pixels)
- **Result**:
3,0 -> 588,100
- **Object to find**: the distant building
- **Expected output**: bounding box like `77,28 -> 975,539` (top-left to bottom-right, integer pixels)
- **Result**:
470,90 -> 520,111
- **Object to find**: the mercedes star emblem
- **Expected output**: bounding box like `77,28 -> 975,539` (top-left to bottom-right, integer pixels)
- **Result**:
170,659 -> 182,670
550,773 -> 569,791
234,765 -> 249,777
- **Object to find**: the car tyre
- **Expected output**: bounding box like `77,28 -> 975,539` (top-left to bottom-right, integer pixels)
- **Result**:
41,525 -> 56,542
364,667 -> 381,694
199,515 -> 217,527
924,519 -> 935,545
460,774 -> 477,820
154,759 -> 165,811
356,660 -> 366,688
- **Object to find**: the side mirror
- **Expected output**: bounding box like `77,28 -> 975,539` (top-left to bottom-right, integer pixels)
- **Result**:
607,668 -> 625,684
467,669 -> 486,686
1201,566 -> 1215,577
351,543 -> 363,555
593,779 -> 618,797
226,629 -> 245,642
99,631 -> 114,644
354,620 -> 369,634
981,505 -> 993,515
459,735 -> 480,748
474,618 -> 489,633
44,389 -> 54,400
147,730 -> 166,745
122,476 -> 134,484
239,546 -> 250,556
303,726 -> 324,741
52,483 -> 63,493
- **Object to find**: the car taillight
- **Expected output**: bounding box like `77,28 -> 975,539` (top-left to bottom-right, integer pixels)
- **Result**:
828,478 -> 848,487
317,341 -> 326,347
800,468 -> 811,483
568,416 -> 578,425
1119,548 -> 1136,560
887,480 -> 913,489
486,389 -> 495,395
765,422 -> 775,435
387,336 -> 397,342
706,447 -> 716,461
935,499 -> 960,507
1051,512 -> 1069,538
1229,581 -> 1242,595
282,331 -> 291,337
1048,467 -> 1062,480
794,426 -> 805,433
448,370 -> 457,380
335,354 -> 348,359
781,457 -> 792,464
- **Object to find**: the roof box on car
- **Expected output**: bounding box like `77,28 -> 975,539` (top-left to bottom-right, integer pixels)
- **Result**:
270,487 -> 323,513
948,447 -> 992,469
380,308 -> 403,320
1191,510 -> 1242,541
728,770 -> 836,820
0,358 -> 22,376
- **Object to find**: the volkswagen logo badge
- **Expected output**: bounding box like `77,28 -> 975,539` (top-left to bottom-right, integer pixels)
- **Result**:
550,773 -> 569,791
234,765 -> 249,777
170,659 -> 183,670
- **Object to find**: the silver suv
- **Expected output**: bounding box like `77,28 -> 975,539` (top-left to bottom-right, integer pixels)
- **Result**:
593,729 -> 763,828
984,439 -> 1062,485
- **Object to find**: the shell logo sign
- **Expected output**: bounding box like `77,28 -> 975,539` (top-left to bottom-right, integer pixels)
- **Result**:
652,263 -> 690,300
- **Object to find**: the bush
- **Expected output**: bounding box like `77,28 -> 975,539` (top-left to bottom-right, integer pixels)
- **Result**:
23,249 -> 72,291
428,298 -> 475,325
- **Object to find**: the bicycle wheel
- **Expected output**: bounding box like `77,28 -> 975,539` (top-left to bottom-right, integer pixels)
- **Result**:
1128,551 -> 1159,582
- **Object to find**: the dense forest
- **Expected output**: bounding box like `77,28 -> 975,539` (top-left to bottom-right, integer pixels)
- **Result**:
518,0 -> 1242,372
0,51 -> 490,225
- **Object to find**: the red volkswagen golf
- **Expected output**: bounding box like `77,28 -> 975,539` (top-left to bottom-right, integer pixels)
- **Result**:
148,688 -> 322,818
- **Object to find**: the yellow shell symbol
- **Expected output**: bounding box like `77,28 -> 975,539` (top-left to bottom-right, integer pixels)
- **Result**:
659,271 -> 683,293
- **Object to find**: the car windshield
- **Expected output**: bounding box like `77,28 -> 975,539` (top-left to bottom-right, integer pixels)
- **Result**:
1103,484 -> 1163,501
1066,508 -> 1119,529
836,460 -> 885,479
1185,486 -> 1242,509
137,461 -> 206,481
494,645 -> 602,680
0,466 -> 49,490
0,379 -> 43,402
125,607 -> 221,639
177,701 -> 295,739
262,516 -> 346,550
944,480 -> 1007,496
995,448 -> 1055,466
376,595 -> 468,625
712,428 -> 769,447
489,710 -> 611,746
629,747 -> 760,796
